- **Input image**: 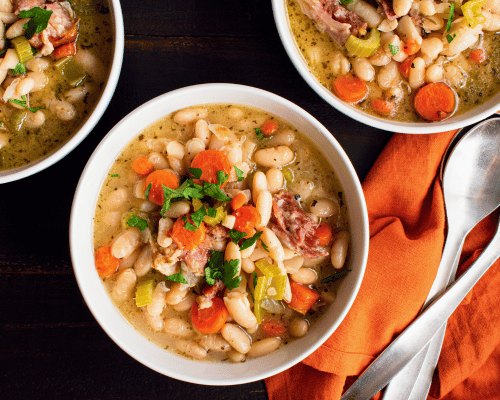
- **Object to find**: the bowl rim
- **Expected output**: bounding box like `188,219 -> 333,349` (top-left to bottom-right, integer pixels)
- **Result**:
0,0 -> 125,184
271,0 -> 499,134
70,83 -> 369,385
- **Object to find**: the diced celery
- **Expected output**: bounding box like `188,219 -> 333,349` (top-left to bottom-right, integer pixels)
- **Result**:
254,276 -> 268,302
461,0 -> 485,28
135,279 -> 154,307
204,205 -> 226,226
54,56 -> 87,87
255,259 -> 282,277
9,109 -> 27,133
266,275 -> 287,300
282,167 -> 294,185
11,36 -> 34,63
345,28 -> 381,58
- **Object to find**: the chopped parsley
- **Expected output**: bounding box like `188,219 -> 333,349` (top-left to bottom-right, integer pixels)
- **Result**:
339,0 -> 354,4
11,63 -> 26,75
205,250 -> 241,290
110,173 -> 119,177
446,33 -> 456,43
19,7 -> 53,40
127,215 -> 148,231
8,95 -> 43,113
261,242 -> 270,252
165,272 -> 188,284
240,231 -> 263,251
234,165 -> 244,181
388,44 -> 399,56
321,270 -> 350,284
446,3 -> 455,32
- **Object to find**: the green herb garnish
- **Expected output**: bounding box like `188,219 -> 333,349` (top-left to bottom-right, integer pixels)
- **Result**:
205,250 -> 241,290
321,270 -> 350,284
240,231 -> 263,252
234,165 -> 244,181
388,44 -> 399,56
446,3 -> 455,31
11,63 -> 26,75
19,7 -> 53,40
229,229 -> 247,244
127,215 -> 148,231
446,33 -> 457,43
8,95 -> 42,113
165,272 -> 189,284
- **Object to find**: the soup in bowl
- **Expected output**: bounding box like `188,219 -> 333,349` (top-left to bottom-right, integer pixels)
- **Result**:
273,0 -> 500,133
70,84 -> 369,384
0,0 -> 123,183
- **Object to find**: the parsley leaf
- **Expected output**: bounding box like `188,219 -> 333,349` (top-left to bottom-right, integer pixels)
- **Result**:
205,250 -> 241,290
261,242 -> 270,252
234,166 -> 244,181
388,44 -> 399,56
181,216 -> 198,232
190,205 -> 207,228
339,0 -> 354,4
20,7 -> 53,40
110,174 -> 119,178
166,272 -> 188,284
229,229 -> 247,244
127,215 -> 148,231
8,96 -> 42,113
321,270 -> 350,284
11,63 -> 26,75
207,207 -> 217,218
189,167 -> 202,179
202,181 -> 231,202
446,3 -> 455,32
446,33 -> 456,43
240,231 -> 263,251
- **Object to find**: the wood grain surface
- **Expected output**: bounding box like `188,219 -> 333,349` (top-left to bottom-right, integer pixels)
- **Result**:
0,0 -> 393,398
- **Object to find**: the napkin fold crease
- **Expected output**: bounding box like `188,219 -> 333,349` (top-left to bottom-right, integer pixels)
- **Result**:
265,131 -> 500,400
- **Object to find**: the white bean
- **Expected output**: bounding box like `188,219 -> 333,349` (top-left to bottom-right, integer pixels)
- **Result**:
49,100 -> 76,121
420,38 -> 443,60
198,334 -> 231,352
321,288 -> 337,303
174,339 -> 207,359
0,0 -> 13,13
420,0 -> 436,15
265,129 -> 296,147
425,63 -> 444,83
165,282 -> 189,305
167,155 -> 187,176
147,281 -> 168,316
26,71 -> 48,92
422,15 -> 444,31
162,200 -> 190,218
194,119 -> 211,146
24,109 -> 45,129
247,338 -> 281,358
393,0 -> 412,17
227,349 -> 245,362
260,227 -> 285,262
166,140 -> 185,159
377,60 -> 401,89
409,57 -> 426,89
225,241 -> 241,271
111,269 -> 136,302
185,138 -> 206,166
164,318 -> 195,338
223,291 -> 257,328
253,146 -> 294,168
74,49 -> 106,82
310,198 -> 339,218
266,168 -> 284,193
64,84 -> 89,102
368,47 -> 392,66
353,57 -> 375,82
291,268 -> 318,285
252,171 -> 268,204
331,51 -> 351,75
143,309 -> 164,332
240,258 -> 255,274
111,228 -> 142,259
397,15 -> 422,44
173,292 -> 196,312
255,190 -> 272,228
134,245 -> 152,277
6,18 -> 28,39
133,179 -> 146,199
346,0 -> 382,27
0,48 -> 18,71
289,318 -> 309,338
221,323 -> 251,354
148,152 -> 169,170
25,57 -> 50,72
15,77 -> 34,96
331,231 -> 350,269
378,18 -> 398,33
283,255 -> 304,274
173,108 -> 208,125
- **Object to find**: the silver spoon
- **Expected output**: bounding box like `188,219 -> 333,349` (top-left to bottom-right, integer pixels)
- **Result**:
341,117 -> 500,400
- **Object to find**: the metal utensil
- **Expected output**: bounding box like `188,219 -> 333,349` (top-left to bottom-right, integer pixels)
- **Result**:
341,117 -> 500,400
381,126 -> 470,399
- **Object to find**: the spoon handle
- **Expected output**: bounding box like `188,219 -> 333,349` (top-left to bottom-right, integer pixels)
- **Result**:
341,220 -> 500,400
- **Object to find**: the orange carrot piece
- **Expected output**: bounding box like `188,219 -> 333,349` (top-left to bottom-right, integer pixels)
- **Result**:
261,317 -> 288,337
469,49 -> 486,63
191,297 -> 228,334
371,98 -> 396,116
52,41 -> 76,60
399,55 -> 417,78
260,120 -> 278,136
50,21 -> 79,48
171,215 -> 206,250
287,281 -> 320,315
232,205 -> 261,238
132,156 -> 153,175
230,192 -> 247,210
144,169 -> 179,205
403,38 -> 420,56
414,82 -> 456,121
190,149 -> 232,187
95,246 -> 119,277
315,224 -> 334,246
332,75 -> 368,103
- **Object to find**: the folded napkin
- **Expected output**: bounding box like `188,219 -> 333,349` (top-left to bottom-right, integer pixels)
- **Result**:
265,131 -> 500,400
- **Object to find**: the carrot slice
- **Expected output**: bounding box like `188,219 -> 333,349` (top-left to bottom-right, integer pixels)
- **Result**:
287,281 -> 320,315
261,317 -> 288,337
190,149 -> 232,187
230,192 -> 247,210
171,215 -> 206,250
232,205 -> 261,238
144,169 -> 179,205
333,75 -> 368,103
95,246 -> 119,277
403,38 -> 420,56
469,48 -> 486,63
191,296 -> 228,334
52,41 -> 76,60
260,120 -> 278,136
399,55 -> 417,78
414,82 -> 456,121
315,224 -> 334,246
132,156 -> 153,175
371,98 -> 396,116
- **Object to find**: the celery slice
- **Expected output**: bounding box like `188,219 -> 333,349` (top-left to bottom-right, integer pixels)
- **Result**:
54,56 -> 87,87
135,279 -> 154,307
11,36 -> 34,63
204,205 -> 226,226
266,275 -> 287,300
345,28 -> 381,58
255,259 -> 282,277
461,0 -> 485,28
282,167 -> 294,185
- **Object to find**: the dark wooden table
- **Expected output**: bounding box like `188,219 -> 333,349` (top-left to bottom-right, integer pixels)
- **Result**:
0,1 -> 393,398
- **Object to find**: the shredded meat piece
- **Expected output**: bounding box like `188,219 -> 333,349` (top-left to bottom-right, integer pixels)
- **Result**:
13,0 -> 45,14
297,0 -> 368,45
270,191 -> 329,259
376,0 -> 398,20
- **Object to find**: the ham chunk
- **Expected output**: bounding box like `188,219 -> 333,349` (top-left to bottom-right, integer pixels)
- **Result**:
270,191 -> 329,259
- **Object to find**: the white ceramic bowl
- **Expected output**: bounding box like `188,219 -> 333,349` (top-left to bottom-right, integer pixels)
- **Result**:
0,0 -> 124,184
272,0 -> 500,134
70,83 -> 369,385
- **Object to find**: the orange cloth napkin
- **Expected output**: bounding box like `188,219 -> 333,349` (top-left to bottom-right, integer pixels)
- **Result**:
265,131 -> 500,400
